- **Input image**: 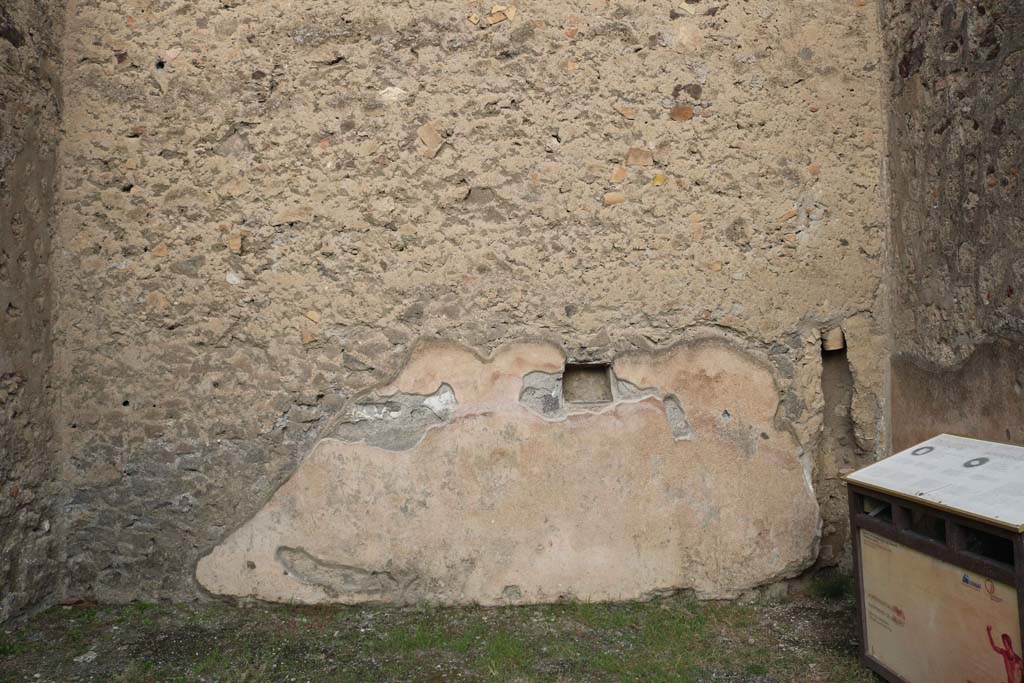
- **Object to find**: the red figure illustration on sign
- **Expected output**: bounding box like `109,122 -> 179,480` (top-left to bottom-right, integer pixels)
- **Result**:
987,625 -> 1024,683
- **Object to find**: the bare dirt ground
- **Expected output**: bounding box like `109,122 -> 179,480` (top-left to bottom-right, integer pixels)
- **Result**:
1,580 -> 877,683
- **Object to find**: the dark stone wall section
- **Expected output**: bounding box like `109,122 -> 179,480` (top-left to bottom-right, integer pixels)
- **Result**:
882,0 -> 1024,449
0,0 -> 63,621
892,342 -> 1024,450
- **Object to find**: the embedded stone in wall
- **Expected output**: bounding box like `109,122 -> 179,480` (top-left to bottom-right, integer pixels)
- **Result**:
197,337 -> 820,604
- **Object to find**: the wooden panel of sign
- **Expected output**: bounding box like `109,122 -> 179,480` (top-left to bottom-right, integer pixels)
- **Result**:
860,529 -> 1022,683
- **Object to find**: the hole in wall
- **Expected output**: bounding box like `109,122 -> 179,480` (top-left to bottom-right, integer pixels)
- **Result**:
821,343 -> 853,436
816,329 -> 858,567
562,363 -> 612,404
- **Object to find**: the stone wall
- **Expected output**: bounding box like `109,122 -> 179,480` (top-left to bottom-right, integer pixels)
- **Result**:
54,0 -> 887,603
882,0 -> 1024,450
0,0 -> 63,621
1,0 -> 1012,610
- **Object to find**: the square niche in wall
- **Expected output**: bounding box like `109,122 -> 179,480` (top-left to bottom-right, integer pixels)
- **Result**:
562,363 -> 613,404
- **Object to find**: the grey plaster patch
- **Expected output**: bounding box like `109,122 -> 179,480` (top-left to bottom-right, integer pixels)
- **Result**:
664,395 -> 694,441
520,370 -> 695,440
276,547 -> 415,599
519,371 -> 562,416
328,383 -> 457,451
613,377 -> 659,402
501,584 -> 523,601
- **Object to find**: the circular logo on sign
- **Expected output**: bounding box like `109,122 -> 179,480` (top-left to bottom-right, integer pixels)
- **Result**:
964,457 -> 990,468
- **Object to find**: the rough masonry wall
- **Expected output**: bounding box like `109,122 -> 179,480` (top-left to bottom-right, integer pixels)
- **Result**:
56,0 -> 887,603
0,0 -> 62,620
882,0 -> 1024,449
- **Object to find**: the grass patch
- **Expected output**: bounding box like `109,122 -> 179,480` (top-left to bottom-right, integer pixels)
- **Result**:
0,593 -> 877,682
481,629 -> 533,676
374,622 -> 448,653
208,654 -> 275,683
446,621 -> 488,653
112,661 -> 160,683
638,606 -> 708,649
0,632 -> 26,658
563,600 -> 644,631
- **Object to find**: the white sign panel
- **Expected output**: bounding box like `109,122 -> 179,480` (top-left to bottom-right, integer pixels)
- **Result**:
847,434 -> 1024,531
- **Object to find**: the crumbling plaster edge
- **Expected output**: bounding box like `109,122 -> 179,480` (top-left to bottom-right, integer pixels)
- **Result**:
189,325 -> 831,601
